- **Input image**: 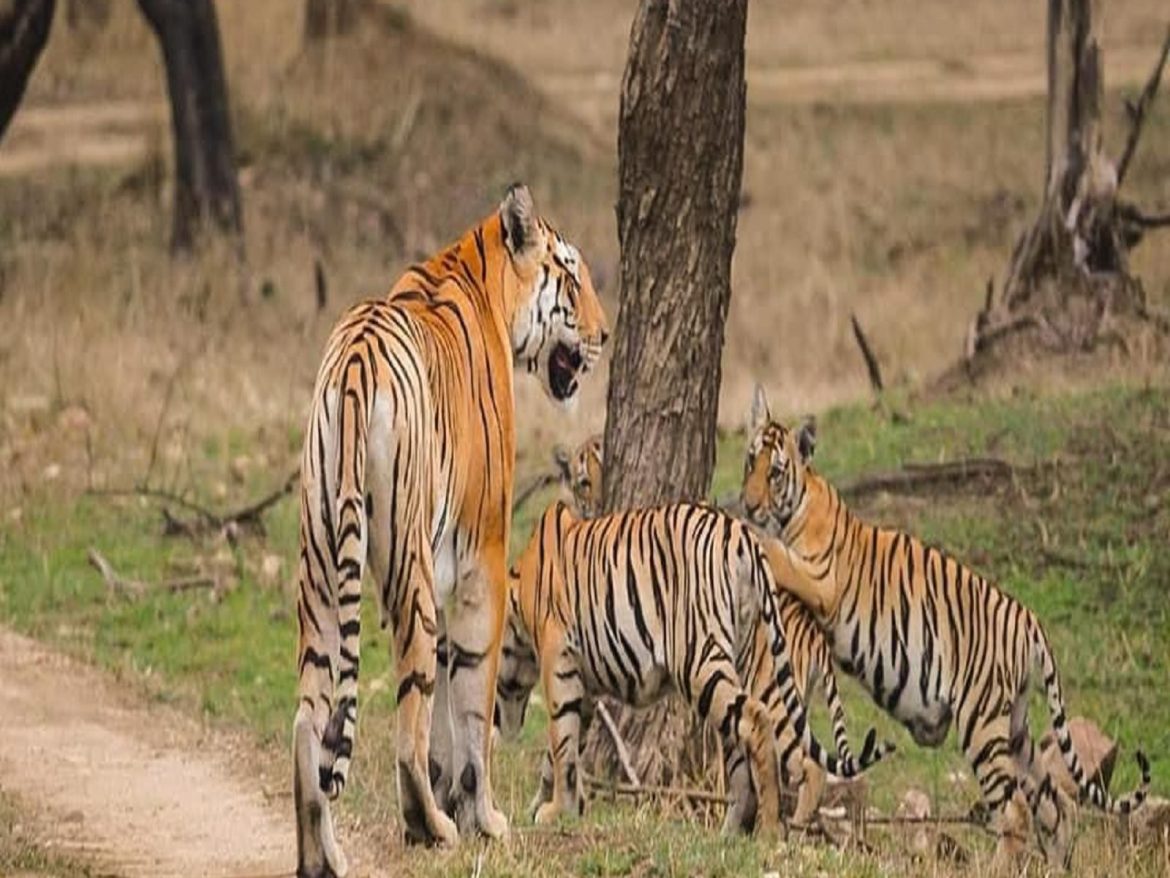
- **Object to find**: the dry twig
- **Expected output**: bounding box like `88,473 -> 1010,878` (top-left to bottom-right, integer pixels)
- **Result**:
88,547 -> 218,598
850,313 -> 884,393
1116,25 -> 1170,187
90,468 -> 298,538
595,701 -> 641,787
87,548 -> 149,598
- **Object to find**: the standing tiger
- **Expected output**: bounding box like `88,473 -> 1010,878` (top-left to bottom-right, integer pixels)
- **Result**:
293,185 -> 608,877
740,385 -> 1151,867
546,433 -> 863,826
495,501 -> 893,835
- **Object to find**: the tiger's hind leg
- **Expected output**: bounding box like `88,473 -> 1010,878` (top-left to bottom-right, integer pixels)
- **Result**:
964,714 -> 1030,867
533,636 -> 586,825
429,614 -> 456,814
1010,694 -> 1075,870
692,643 -> 783,837
293,454 -> 348,877
294,703 -> 348,878
445,549 -> 509,839
721,744 -> 758,835
383,536 -> 457,846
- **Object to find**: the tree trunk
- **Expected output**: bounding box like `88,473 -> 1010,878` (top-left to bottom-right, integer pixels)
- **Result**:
583,0 -> 747,789
65,0 -> 110,32
137,0 -> 242,253
304,0 -> 365,42
0,0 -> 56,142
964,0 -> 1170,368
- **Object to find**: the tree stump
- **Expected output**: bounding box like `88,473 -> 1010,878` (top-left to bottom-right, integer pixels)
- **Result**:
961,3 -> 1170,376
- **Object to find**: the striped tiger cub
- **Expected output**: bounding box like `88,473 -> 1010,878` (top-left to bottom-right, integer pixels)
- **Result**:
496,500 -> 893,835
548,433 -> 866,826
741,385 -> 1151,867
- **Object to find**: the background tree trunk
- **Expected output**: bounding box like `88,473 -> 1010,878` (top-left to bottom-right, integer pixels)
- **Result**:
65,0 -> 109,32
0,0 -> 56,141
137,0 -> 242,253
304,0 -> 365,42
964,0 -> 1169,368
583,0 -> 747,790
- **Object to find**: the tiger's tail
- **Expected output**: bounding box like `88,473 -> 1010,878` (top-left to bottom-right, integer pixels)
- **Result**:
318,355 -> 372,800
751,538 -> 894,780
1032,620 -> 1150,814
815,638 -> 856,763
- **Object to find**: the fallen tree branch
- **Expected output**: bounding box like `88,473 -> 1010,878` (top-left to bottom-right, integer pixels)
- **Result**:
841,458 -> 1017,500
595,700 -> 641,787
850,313 -> 884,393
1117,25 -> 1170,187
585,775 -> 729,806
89,468 -> 299,538
88,546 -> 219,597
87,548 -> 149,598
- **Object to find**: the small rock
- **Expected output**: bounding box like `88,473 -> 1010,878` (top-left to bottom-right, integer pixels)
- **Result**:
230,455 -> 251,483
897,788 -> 932,820
897,787 -> 933,856
1128,795 -> 1170,846
1039,716 -> 1116,799
259,553 -> 282,586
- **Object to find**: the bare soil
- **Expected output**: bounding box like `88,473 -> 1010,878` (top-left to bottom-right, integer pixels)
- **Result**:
0,625 -> 294,878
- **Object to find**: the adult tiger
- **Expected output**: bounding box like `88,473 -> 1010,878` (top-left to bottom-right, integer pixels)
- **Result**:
293,185 -> 608,877
495,501 -> 893,835
546,433 -> 861,826
740,385 -> 1151,866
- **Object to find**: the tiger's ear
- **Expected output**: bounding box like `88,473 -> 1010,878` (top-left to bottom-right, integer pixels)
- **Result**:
797,417 -> 817,462
500,183 -> 542,263
750,384 -> 771,433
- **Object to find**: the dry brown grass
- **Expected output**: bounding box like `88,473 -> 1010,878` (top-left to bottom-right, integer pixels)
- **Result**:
1,0 -> 1168,493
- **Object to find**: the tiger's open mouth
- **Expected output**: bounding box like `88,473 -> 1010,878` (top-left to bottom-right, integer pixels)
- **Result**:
549,342 -> 583,401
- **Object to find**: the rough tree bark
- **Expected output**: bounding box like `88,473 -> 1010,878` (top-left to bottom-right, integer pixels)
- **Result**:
964,0 -> 1170,368
304,0 -> 366,41
136,0 -> 242,253
65,0 -> 110,31
0,0 -> 56,141
582,0 -> 747,789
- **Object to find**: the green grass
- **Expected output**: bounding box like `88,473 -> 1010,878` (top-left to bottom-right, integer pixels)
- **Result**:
1,382 -> 1168,875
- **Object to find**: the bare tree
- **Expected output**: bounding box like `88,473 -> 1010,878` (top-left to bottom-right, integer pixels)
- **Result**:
0,0 -> 56,141
583,0 -> 748,787
965,0 -> 1170,366
137,0 -> 242,253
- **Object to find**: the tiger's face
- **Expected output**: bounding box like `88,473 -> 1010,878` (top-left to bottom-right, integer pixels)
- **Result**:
501,185 -> 609,405
741,384 -> 816,535
554,435 -> 603,517
495,572 -> 539,741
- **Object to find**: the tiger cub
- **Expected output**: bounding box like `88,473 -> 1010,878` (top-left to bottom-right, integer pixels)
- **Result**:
548,434 -> 864,826
741,385 -> 1151,866
496,500 -> 892,834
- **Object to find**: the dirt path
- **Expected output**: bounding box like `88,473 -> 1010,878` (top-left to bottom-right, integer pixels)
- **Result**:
0,625 -> 295,878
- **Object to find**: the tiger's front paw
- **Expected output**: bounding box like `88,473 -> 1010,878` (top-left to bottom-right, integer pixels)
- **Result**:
478,802 -> 509,839
534,801 -> 562,826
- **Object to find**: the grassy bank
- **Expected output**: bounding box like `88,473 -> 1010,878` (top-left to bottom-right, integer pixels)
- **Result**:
1,381 -> 1167,874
